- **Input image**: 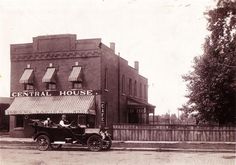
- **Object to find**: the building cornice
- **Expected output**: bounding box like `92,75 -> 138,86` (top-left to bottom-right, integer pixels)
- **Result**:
11,49 -> 101,62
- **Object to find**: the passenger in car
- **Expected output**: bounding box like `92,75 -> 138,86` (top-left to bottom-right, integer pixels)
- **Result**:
43,118 -> 52,127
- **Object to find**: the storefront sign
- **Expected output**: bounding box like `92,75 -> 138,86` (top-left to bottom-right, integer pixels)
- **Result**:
101,102 -> 106,126
11,90 -> 100,97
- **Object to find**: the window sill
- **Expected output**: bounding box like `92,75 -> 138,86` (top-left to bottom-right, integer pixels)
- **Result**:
23,90 -> 35,92
45,89 -> 57,91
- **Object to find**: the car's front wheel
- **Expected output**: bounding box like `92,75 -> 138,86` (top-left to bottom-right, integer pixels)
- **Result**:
87,135 -> 102,152
102,136 -> 112,150
36,135 -> 50,151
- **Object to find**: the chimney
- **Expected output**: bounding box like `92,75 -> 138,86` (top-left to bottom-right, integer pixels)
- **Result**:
110,42 -> 115,53
134,61 -> 139,73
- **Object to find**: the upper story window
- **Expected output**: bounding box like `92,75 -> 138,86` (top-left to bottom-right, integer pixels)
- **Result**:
129,78 -> 132,96
134,80 -> 137,97
122,75 -> 125,94
139,83 -> 142,98
42,67 -> 57,90
68,66 -> 82,89
46,83 -> 56,90
144,84 -> 147,99
24,84 -> 34,90
19,68 -> 34,91
104,68 -> 108,90
72,82 -> 82,89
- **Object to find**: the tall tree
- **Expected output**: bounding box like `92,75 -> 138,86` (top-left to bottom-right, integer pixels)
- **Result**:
182,0 -> 236,125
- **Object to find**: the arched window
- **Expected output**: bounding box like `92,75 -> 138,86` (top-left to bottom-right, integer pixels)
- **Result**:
104,68 -> 108,90
134,80 -> 137,96
129,78 -> 132,96
122,75 -> 125,93
139,83 -> 142,98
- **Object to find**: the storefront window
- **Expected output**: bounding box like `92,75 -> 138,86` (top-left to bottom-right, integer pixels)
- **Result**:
87,115 -> 95,128
77,115 -> 95,128
128,108 -> 147,124
78,115 -> 86,126
128,110 -> 139,123
15,115 -> 24,128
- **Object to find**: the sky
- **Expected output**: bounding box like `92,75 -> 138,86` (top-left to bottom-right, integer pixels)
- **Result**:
0,0 -> 215,115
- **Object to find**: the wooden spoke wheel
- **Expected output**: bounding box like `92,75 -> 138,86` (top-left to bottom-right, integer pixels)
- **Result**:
87,135 -> 102,152
102,136 -> 112,150
36,135 -> 50,151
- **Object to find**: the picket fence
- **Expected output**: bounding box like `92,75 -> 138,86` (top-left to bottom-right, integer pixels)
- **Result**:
112,124 -> 236,142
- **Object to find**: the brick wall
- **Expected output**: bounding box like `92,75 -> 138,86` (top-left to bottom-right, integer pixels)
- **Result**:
11,58 -> 101,93
100,44 -> 149,124
100,44 -> 119,126
9,34 -> 152,137
10,34 -> 102,93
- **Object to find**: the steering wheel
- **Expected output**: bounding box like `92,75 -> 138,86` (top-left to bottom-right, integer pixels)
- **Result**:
70,120 -> 75,125
67,120 -> 76,128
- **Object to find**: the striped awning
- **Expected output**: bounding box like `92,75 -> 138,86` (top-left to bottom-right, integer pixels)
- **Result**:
5,96 -> 95,115
19,69 -> 34,84
42,68 -> 56,83
68,66 -> 82,82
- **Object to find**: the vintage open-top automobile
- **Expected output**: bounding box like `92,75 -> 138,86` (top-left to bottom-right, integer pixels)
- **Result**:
29,120 -> 112,152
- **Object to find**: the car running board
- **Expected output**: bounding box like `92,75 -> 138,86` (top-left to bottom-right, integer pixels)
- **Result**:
52,141 -> 77,144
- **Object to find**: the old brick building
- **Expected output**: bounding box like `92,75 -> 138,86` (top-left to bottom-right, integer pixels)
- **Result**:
6,34 -> 155,137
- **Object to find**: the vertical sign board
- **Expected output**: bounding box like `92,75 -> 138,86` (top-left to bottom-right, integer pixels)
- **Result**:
101,102 -> 106,127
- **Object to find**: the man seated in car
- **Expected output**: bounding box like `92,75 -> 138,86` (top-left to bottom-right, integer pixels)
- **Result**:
59,115 -> 71,128
43,117 -> 52,127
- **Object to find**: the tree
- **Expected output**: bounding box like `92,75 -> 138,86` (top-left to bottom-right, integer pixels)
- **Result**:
182,0 -> 236,125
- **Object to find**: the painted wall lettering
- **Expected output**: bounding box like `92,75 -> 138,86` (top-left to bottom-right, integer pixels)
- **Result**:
11,90 -> 100,97
101,102 -> 106,126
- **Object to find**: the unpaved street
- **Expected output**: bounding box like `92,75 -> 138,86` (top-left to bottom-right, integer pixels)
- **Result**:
0,148 -> 235,165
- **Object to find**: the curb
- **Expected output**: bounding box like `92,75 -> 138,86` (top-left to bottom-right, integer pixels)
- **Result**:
1,137 -> 235,153
111,147 -> 236,153
0,143 -> 235,153
0,145 -> 235,153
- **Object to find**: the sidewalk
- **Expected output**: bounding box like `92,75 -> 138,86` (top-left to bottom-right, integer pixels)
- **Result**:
0,135 -> 235,152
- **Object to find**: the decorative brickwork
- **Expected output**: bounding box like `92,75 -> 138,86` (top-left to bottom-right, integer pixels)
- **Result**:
11,50 -> 101,61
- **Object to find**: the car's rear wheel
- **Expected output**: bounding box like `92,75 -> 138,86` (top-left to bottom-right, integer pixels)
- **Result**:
36,135 -> 50,151
87,135 -> 102,152
102,136 -> 112,150
50,144 -> 62,150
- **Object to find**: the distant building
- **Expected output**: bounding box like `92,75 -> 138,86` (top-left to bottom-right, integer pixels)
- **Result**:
6,34 -> 155,137
0,97 -> 13,131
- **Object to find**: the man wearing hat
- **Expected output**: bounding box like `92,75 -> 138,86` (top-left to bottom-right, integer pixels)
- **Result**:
59,115 -> 71,127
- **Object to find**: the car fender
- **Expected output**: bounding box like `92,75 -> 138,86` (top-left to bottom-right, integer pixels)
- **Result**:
33,131 -> 51,141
